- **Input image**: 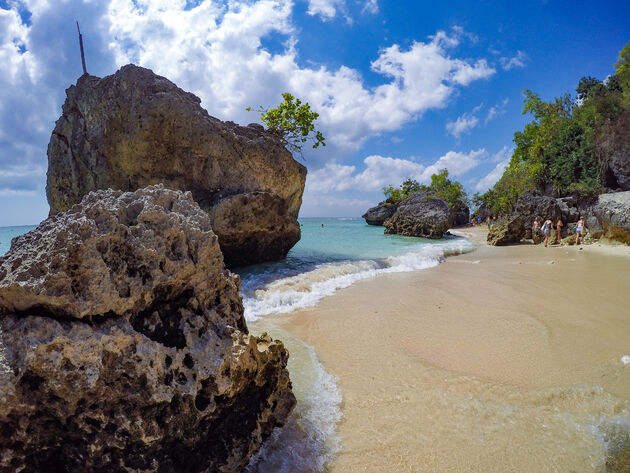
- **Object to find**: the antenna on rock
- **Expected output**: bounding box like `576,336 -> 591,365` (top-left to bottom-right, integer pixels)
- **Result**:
76,21 -> 87,75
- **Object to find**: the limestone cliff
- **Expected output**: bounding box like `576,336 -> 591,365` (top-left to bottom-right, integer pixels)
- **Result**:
46,65 -> 306,267
0,185 -> 295,472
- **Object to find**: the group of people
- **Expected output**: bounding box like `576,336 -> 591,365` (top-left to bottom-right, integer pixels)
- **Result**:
469,216 -> 503,227
532,216 -> 586,247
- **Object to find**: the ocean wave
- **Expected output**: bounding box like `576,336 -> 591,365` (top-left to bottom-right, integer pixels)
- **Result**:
242,238 -> 474,321
244,341 -> 342,473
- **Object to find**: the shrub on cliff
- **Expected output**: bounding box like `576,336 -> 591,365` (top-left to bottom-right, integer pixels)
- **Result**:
248,93 -> 325,154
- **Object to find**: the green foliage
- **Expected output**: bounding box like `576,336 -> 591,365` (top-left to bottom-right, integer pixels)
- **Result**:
477,41 -> 630,214
382,178 -> 422,203
576,76 -> 602,101
247,93 -> 325,154
382,170 -> 467,209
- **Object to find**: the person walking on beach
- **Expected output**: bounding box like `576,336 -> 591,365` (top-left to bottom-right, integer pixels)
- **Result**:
575,217 -> 585,245
532,217 -> 540,234
487,217 -> 492,228
555,218 -> 563,244
541,218 -> 553,247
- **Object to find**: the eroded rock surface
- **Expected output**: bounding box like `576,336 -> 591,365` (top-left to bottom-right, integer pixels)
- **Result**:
383,191 -> 450,239
0,185 -> 295,473
362,201 -> 397,226
46,64 -> 306,267
487,214 -> 525,246
591,191 -> 630,244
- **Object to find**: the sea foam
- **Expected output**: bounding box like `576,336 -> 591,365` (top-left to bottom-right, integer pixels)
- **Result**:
242,238 -> 474,321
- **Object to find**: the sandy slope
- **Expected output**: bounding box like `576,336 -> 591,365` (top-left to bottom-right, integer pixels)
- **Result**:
271,226 -> 630,472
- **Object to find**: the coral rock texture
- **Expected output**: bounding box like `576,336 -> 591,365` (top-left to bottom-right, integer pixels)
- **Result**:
46,64 -> 306,267
0,185 -> 295,473
383,191 -> 451,239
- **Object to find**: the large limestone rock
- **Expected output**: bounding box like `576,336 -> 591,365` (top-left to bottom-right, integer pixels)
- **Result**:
0,185 -> 295,473
362,201 -> 397,226
591,191 -> 630,244
383,191 -> 450,239
450,203 -> 470,227
487,214 -> 525,246
46,64 -> 306,267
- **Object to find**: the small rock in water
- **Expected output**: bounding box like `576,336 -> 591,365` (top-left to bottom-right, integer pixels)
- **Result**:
547,260 -> 556,265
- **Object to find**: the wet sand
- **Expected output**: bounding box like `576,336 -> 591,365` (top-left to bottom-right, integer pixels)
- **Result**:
271,227 -> 630,472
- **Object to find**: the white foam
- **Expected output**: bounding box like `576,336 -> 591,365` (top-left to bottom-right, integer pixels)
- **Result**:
244,343 -> 342,473
243,239 -> 474,321
621,355 -> 630,365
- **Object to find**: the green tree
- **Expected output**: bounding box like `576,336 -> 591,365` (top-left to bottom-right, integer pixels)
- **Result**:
247,93 -> 325,154
576,76 -> 602,101
428,169 -> 467,208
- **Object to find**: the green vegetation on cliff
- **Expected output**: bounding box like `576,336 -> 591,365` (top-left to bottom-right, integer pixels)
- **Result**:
383,169 -> 467,209
247,93 -> 325,154
478,42 -> 630,215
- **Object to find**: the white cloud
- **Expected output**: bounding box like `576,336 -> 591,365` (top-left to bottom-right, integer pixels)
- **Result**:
474,152 -> 511,192
307,149 -> 485,193
446,113 -> 479,138
500,50 -> 527,71
307,0 -> 346,20
485,97 -> 509,123
362,0 -> 378,14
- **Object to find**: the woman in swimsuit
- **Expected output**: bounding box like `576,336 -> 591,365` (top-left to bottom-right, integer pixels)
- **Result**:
542,218 -> 553,247
575,217 -> 585,245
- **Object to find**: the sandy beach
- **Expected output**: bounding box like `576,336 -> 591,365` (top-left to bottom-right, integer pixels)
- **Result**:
267,226 -> 630,472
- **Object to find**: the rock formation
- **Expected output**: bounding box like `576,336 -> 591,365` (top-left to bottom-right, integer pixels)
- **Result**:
362,201 -> 398,226
383,191 -> 451,239
46,64 -> 306,267
0,185 -> 295,473
590,191 -> 630,244
449,203 -> 470,227
487,214 -> 525,246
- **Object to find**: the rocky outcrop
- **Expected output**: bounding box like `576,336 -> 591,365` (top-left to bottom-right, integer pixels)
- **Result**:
450,204 -> 470,227
0,185 -> 295,473
383,191 -> 450,239
590,191 -> 630,244
46,64 -> 306,267
487,214 -> 525,246
362,201 -> 397,226
599,109 -> 630,191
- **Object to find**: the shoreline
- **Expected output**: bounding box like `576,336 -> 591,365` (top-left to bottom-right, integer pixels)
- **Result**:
265,226 -> 630,472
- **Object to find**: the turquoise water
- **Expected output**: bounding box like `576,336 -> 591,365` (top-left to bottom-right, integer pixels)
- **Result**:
0,225 -> 37,255
237,217 -> 473,320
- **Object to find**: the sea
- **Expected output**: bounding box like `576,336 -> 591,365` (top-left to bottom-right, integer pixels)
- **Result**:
0,218 -> 475,472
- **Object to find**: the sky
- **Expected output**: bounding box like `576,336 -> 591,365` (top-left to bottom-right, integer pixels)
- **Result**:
0,0 -> 629,225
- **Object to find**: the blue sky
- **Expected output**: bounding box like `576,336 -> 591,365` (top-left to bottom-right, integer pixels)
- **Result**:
0,0 -> 628,225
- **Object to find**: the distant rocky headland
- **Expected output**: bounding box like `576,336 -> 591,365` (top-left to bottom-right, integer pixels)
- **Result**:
46,64 -> 306,268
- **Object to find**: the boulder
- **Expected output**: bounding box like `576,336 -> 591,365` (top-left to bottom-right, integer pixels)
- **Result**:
487,214 -> 525,246
591,191 -> 630,244
514,190 -> 563,226
383,191 -> 450,239
0,185 -> 295,473
450,204 -> 470,227
362,201 -> 397,226
46,64 -> 306,267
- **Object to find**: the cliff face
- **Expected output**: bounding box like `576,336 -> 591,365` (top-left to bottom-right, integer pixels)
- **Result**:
0,185 -> 295,472
46,64 -> 306,267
